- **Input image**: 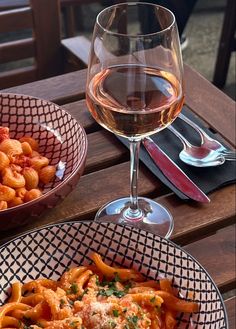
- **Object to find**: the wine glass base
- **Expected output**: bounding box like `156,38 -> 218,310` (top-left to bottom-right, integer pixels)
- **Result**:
94,197 -> 173,238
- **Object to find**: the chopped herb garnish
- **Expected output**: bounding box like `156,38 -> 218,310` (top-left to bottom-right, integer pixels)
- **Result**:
95,275 -> 100,286
60,299 -> 65,308
125,315 -> 139,329
108,320 -> 117,328
77,288 -> 88,301
97,288 -> 114,297
70,282 -> 78,294
113,309 -> 119,317
101,274 -> 121,287
70,321 -> 80,328
66,282 -> 79,295
97,287 -> 126,298
124,282 -> 132,292
114,273 -> 121,282
22,316 -> 32,326
150,296 -> 156,303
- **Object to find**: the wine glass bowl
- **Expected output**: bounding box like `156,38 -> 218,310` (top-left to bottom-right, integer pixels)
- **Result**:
86,2 -> 184,238
87,66 -> 184,139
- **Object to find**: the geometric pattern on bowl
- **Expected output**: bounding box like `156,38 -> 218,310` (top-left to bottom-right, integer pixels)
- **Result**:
0,93 -> 87,230
0,221 -> 228,328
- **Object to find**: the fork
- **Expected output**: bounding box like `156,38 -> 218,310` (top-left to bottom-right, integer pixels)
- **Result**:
178,113 -> 236,157
168,124 -> 235,167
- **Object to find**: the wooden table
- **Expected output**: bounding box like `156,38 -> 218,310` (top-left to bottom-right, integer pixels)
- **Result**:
1,64 -> 235,327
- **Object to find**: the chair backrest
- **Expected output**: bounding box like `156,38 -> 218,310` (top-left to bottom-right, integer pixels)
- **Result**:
0,0 -> 62,89
0,0 -> 28,10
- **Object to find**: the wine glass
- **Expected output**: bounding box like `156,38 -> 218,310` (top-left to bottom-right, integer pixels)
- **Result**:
86,2 -> 184,238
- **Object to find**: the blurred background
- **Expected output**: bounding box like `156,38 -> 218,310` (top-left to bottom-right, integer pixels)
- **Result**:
0,0 -> 235,100
78,0 -> 235,100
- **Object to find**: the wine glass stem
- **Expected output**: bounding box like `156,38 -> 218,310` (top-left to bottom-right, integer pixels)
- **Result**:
125,139 -> 142,220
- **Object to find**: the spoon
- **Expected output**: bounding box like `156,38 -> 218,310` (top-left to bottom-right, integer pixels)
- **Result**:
178,113 -> 236,156
168,125 -> 236,167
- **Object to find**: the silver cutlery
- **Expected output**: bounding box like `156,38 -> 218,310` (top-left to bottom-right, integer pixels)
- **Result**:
167,114 -> 236,167
179,113 -> 236,157
142,137 -> 210,203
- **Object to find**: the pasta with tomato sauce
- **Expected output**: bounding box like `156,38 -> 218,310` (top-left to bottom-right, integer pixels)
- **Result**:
0,252 -> 199,329
0,126 -> 56,210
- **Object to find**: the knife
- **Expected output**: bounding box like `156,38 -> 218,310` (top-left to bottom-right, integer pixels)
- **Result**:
142,137 -> 210,203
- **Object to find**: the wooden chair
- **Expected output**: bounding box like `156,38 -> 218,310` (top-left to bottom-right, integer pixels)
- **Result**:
0,0 -> 102,37
213,0 -> 236,88
0,0 -> 27,10
0,0 -> 89,89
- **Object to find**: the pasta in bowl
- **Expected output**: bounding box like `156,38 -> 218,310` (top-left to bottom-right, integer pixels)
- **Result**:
0,252 -> 199,328
0,93 -> 87,230
0,222 -> 228,328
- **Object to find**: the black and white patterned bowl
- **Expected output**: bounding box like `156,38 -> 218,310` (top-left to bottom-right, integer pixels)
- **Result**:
0,221 -> 228,328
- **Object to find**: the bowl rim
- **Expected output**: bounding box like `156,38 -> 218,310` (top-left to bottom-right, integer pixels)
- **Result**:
0,92 -> 88,215
0,220 -> 229,328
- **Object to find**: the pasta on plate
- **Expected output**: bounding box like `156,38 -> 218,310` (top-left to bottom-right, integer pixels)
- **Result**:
0,252 -> 198,329
0,126 -> 56,210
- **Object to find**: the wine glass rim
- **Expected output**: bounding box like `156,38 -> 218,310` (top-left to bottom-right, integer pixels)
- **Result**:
96,1 -> 176,37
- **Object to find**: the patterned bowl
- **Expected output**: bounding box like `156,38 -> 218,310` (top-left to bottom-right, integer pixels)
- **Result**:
0,221 -> 228,328
0,93 -> 88,230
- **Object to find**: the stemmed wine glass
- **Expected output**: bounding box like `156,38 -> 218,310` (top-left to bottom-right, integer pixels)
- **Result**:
86,2 -> 184,238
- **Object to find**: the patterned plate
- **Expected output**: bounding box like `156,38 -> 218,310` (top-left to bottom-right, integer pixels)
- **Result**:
0,221 -> 228,328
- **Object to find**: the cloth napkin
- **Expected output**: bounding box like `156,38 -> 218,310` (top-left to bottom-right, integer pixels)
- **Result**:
117,106 -> 236,200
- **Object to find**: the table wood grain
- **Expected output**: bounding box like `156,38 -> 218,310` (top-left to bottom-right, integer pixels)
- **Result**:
1,64 -> 235,324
